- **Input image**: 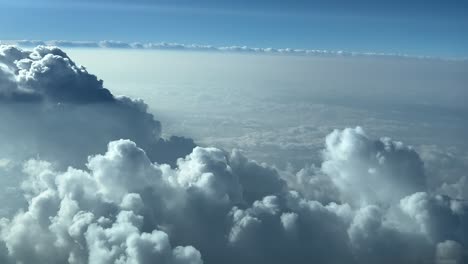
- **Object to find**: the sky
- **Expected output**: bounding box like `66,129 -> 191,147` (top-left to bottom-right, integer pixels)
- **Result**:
0,0 -> 467,57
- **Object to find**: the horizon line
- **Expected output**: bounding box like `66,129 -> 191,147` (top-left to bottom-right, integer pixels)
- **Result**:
1,39 -> 466,62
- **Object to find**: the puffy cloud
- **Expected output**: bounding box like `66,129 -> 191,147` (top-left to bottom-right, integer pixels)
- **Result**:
226,193 -> 355,264
0,45 -> 115,103
400,192 -> 468,244
18,46 -> 113,103
322,127 -> 426,206
0,136 -> 293,264
283,164 -> 340,203
0,133 -> 466,264
347,205 -> 432,264
2,137 -> 454,263
0,45 -> 195,167
0,140 -> 202,264
1,45 -> 467,263
228,149 -> 286,203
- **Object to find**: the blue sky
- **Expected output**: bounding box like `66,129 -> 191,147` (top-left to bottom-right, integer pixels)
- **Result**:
1,0 -> 467,57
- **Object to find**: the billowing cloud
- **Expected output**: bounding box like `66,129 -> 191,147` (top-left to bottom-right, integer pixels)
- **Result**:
400,192 -> 468,245
2,135 -> 465,264
0,45 -> 195,167
322,127 -> 426,206
0,45 -> 467,264
0,142 -> 206,264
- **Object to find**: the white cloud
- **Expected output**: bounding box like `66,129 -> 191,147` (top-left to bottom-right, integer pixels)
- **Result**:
322,127 -> 426,207
1,133 -> 467,264
0,140 -> 205,264
400,192 -> 468,244
0,45 -> 467,263
0,45 -> 195,167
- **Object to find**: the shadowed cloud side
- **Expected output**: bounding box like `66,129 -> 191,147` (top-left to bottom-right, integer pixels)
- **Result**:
0,45 -> 195,167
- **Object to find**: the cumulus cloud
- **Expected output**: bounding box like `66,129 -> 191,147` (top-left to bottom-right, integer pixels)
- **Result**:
400,192 -> 468,244
0,45 -> 195,167
0,45 -> 467,264
0,140 -> 207,264
3,135 -> 464,264
322,127 -> 426,206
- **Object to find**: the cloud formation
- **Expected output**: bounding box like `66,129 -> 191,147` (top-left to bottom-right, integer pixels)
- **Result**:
322,127 -> 426,206
2,132 -> 466,264
0,45 -> 467,264
1,39 -> 460,60
0,45 -> 195,167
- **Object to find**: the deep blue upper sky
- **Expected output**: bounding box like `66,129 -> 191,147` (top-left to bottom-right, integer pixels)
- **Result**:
1,0 -> 467,57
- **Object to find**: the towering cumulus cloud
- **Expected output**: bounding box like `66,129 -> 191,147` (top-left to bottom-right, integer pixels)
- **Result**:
0,45 -> 466,264
0,45 -> 195,167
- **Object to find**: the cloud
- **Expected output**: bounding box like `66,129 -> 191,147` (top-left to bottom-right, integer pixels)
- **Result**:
0,139 -> 296,264
0,45 -> 467,263
0,140 -> 209,264
2,135 -> 462,264
322,127 -> 426,206
0,45 -> 195,167
48,40 -> 100,48
400,192 -> 468,244
418,145 -> 468,200
2,39 -> 462,61
98,40 -> 133,49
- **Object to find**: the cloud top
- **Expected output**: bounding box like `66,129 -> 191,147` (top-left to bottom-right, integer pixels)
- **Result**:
0,45 -> 195,167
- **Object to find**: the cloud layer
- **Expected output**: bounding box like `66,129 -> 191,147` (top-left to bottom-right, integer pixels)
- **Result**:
0,45 -> 467,264
1,40 -> 460,61
0,45 -> 195,167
